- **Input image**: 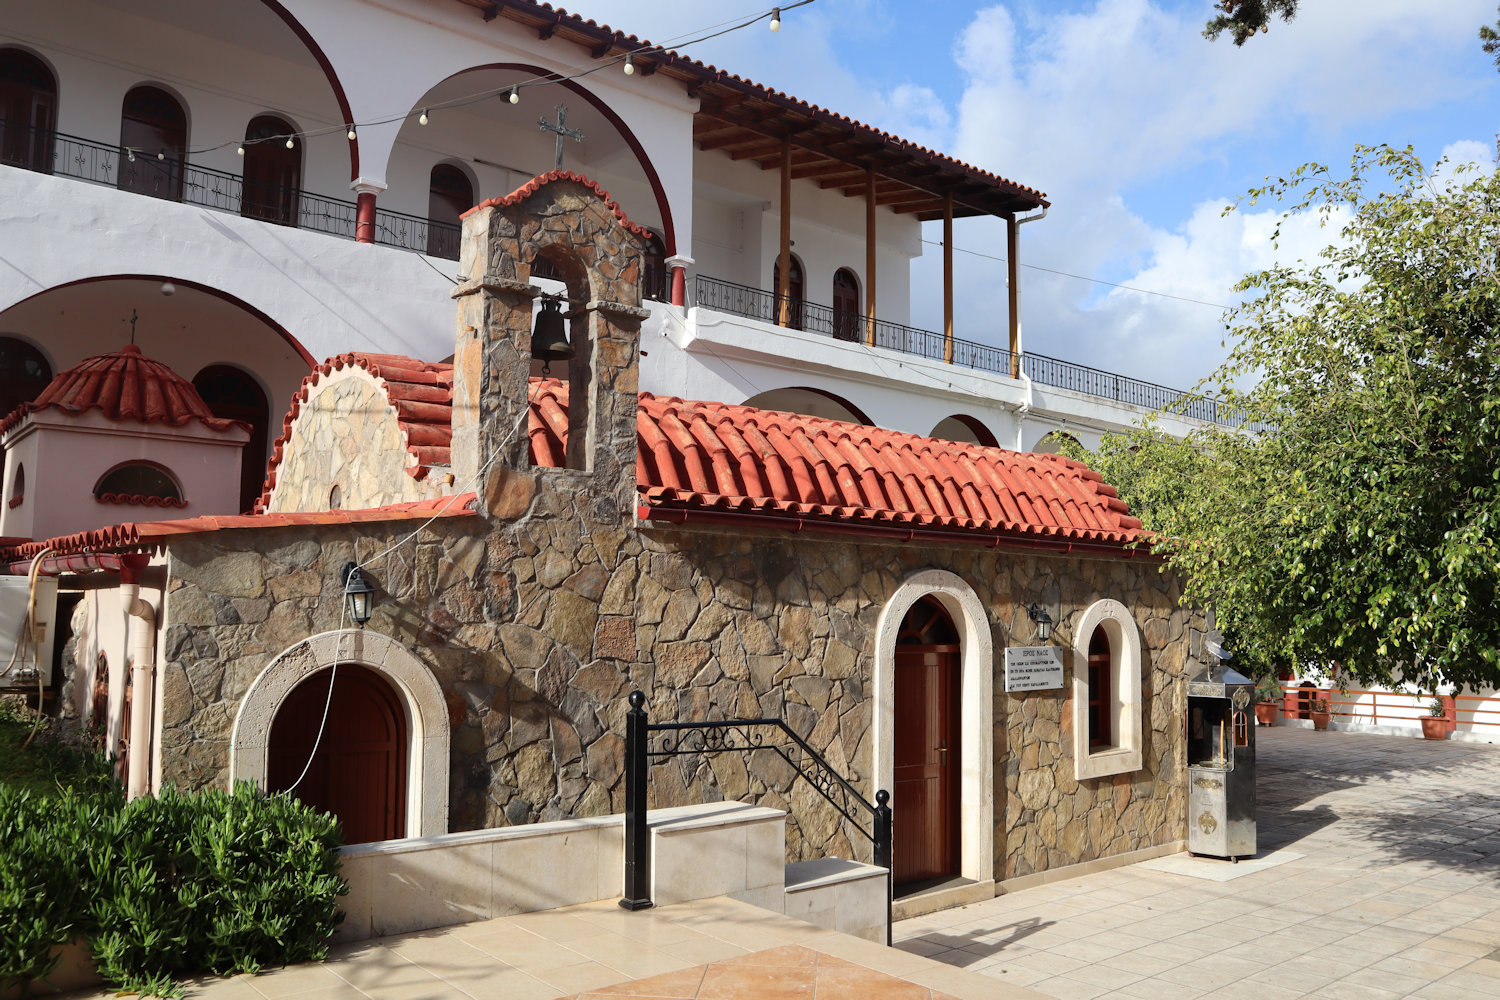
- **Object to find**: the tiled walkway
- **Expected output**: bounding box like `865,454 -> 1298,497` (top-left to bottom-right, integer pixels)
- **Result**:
62,896 -> 1041,1000
896,727 -> 1500,999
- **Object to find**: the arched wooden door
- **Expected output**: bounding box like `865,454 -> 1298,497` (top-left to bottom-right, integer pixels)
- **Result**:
0,48 -> 57,172
241,115 -> 301,225
193,364 -> 269,513
119,85 -> 186,201
893,596 -> 961,892
267,664 -> 407,844
426,163 -> 472,259
773,255 -> 805,331
832,267 -> 860,342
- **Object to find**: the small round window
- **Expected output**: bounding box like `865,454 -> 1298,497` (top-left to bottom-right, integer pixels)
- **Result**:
95,463 -> 183,505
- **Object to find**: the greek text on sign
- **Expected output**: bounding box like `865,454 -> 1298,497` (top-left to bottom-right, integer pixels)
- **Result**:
1004,646 -> 1064,692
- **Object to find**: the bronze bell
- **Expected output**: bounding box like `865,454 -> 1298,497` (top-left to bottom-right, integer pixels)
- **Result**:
532,296 -> 573,374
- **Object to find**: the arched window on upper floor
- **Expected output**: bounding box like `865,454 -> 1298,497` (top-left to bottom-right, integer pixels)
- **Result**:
241,115 -> 301,226
426,163 -> 473,260
832,267 -> 860,342
95,461 -> 184,507
642,230 -> 667,303
0,337 -> 52,418
0,48 -> 57,173
772,254 -> 804,331
118,85 -> 186,201
193,365 -> 269,514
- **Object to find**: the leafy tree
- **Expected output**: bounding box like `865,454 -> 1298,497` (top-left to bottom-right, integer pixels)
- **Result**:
1080,144 -> 1500,693
1203,0 -> 1300,45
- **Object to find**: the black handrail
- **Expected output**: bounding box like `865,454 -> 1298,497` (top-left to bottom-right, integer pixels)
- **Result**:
620,690 -> 894,945
692,273 -> 1243,427
1,119 -> 461,260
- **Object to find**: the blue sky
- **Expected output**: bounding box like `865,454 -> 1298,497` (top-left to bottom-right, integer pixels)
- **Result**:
567,0 -> 1500,391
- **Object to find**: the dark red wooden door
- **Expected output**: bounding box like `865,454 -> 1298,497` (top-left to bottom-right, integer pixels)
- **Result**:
267,665 -> 407,844
893,597 -> 960,890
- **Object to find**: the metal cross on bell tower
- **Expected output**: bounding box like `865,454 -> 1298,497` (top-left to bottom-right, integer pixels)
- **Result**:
538,103 -> 584,169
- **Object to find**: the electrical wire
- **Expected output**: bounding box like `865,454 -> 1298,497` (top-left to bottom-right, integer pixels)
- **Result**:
921,238 -> 1234,310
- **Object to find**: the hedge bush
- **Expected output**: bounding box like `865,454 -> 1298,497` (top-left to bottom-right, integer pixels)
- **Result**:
0,778 -> 346,997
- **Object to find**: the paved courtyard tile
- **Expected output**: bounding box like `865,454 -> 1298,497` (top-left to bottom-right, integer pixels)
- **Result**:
895,727 -> 1500,998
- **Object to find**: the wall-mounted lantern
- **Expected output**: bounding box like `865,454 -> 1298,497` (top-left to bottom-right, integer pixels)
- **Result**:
1027,602 -> 1053,643
340,561 -> 376,627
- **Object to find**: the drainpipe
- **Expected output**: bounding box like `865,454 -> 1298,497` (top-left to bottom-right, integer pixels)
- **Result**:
1015,369 -> 1034,452
119,559 -> 155,800
1008,205 -> 1049,374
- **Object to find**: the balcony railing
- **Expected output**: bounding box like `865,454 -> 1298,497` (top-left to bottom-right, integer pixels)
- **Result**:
694,274 -> 1241,426
1,120 -> 461,260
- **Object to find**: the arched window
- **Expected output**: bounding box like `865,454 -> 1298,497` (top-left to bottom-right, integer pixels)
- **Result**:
94,462 -> 184,506
772,255 -> 804,331
1088,627 -> 1112,749
643,231 -> 667,303
0,337 -> 52,417
832,267 -> 860,342
426,163 -> 472,260
241,115 -> 300,225
193,365 -> 269,513
119,85 -> 187,201
0,48 -> 57,173
1071,599 -> 1144,781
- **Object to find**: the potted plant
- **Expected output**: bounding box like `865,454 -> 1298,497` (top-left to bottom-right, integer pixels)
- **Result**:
1421,697 -> 1448,740
1311,695 -> 1331,731
1254,676 -> 1281,726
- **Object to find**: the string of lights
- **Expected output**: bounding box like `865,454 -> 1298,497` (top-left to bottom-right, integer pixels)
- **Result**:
152,2 -> 817,160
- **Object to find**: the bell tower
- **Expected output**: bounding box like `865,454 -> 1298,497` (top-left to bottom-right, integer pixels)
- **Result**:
449,171 -> 650,522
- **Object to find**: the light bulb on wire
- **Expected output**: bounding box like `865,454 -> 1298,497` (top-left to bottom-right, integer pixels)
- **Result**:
508,86 -> 520,105
285,137 -> 295,150
236,143 -> 245,156
157,149 -> 165,161
769,7 -> 781,31
347,124 -> 357,140
623,53 -> 635,75
419,109 -> 429,126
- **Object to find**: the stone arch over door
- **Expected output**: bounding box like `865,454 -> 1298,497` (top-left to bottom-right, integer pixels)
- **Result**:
873,569 -> 994,887
231,629 -> 449,837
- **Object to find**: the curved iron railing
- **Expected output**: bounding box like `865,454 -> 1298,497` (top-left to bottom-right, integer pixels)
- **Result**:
1,119 -> 461,260
620,690 -> 894,944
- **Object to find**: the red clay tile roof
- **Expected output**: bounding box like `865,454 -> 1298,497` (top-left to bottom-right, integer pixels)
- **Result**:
532,378 -> 1140,545
465,170 -> 656,241
633,394 -> 1141,545
0,345 -> 247,438
0,494 -> 479,561
257,353 -> 456,511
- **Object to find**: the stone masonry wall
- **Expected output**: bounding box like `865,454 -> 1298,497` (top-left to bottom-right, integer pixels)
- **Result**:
158,509 -> 1196,882
266,373 -> 447,514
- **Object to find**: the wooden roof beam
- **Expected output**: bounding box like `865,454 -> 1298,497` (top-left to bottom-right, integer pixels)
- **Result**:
731,140 -> 788,161
697,129 -> 758,152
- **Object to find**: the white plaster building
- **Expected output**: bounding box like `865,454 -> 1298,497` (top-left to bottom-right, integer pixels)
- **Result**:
0,0 -> 1222,529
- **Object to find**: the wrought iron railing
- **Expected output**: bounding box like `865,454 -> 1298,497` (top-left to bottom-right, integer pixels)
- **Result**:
693,273 -> 1238,426
0,120 -> 462,260
620,690 -> 894,944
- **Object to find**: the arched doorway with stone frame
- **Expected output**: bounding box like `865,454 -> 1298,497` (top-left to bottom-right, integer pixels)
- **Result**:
230,629 -> 449,839
872,569 -> 995,895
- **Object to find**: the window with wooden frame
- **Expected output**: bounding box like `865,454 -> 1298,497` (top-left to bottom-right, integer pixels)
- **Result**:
1088,626 -> 1113,749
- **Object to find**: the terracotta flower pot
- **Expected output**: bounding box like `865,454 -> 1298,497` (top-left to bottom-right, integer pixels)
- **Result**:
1421,716 -> 1447,740
1311,711 -> 1330,731
1255,702 -> 1277,727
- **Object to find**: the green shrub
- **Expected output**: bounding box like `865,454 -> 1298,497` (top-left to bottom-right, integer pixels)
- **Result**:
0,784 -> 118,995
1,774 -> 345,997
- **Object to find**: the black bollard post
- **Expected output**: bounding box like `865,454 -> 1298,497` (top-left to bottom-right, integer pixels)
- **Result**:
620,690 -> 653,910
874,788 -> 893,945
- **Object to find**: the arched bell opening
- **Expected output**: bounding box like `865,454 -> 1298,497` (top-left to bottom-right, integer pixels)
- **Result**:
528,244 -> 594,471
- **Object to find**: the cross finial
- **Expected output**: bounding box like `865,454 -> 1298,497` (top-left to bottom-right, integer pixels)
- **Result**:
128,308 -> 139,346
538,103 -> 584,170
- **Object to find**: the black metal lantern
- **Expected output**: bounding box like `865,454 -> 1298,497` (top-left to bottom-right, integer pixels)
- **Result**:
1027,602 -> 1053,642
532,295 -> 573,374
340,561 -> 376,627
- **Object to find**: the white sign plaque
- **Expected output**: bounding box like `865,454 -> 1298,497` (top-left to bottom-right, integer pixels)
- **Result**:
1004,646 -> 1065,692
